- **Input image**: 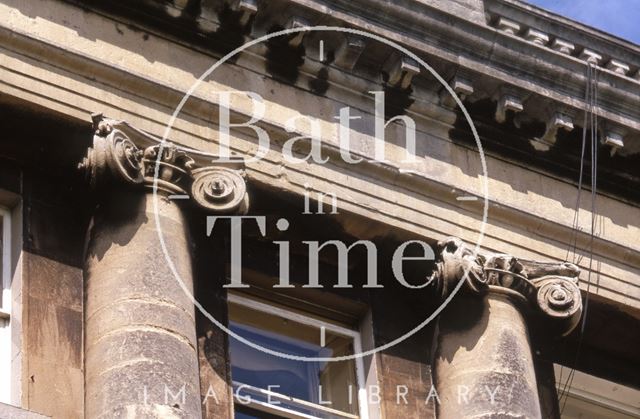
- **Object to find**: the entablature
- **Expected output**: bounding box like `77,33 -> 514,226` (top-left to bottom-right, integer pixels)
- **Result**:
1,0 -> 639,315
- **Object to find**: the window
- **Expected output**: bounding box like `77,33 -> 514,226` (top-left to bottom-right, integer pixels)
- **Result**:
0,207 -> 12,404
555,365 -> 640,418
228,293 -> 368,419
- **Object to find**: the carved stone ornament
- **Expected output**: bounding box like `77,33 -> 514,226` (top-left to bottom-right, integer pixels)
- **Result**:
430,237 -> 582,336
78,115 -> 249,214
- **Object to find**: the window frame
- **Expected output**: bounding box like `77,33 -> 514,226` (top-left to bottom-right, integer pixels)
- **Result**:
228,292 -> 369,419
554,364 -> 640,417
0,205 -> 13,403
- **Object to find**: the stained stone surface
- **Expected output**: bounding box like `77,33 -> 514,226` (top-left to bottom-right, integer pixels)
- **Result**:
84,192 -> 201,419
434,294 -> 541,419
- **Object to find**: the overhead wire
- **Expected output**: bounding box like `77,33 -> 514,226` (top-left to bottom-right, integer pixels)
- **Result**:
558,60 -> 600,413
565,62 -> 592,264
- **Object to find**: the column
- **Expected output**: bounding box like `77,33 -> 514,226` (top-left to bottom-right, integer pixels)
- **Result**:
80,117 -> 248,418
430,238 -> 582,419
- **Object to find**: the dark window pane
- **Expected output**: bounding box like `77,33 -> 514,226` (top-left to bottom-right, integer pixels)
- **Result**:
235,404 -> 283,419
229,301 -> 359,416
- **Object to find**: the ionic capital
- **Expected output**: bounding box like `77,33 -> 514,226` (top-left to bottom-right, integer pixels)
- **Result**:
78,115 -> 249,214
431,237 -> 582,336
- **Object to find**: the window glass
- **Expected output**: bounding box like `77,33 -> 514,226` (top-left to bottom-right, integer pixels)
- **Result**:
229,298 -> 360,418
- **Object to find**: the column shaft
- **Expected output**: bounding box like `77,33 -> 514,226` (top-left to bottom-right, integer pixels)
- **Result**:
84,192 -> 202,418
434,293 -> 541,419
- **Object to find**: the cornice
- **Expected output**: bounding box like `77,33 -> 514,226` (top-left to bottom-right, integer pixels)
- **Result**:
65,0 -> 640,122
490,0 -> 640,57
288,0 -> 640,122
52,0 -> 640,155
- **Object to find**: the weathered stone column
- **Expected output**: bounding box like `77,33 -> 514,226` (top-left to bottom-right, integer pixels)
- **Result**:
430,238 -> 582,419
80,117 -> 248,418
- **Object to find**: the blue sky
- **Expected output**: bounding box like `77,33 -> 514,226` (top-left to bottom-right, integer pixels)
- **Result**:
527,0 -> 640,45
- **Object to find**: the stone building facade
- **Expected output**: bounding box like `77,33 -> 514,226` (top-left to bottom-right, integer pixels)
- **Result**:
0,0 -> 639,418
